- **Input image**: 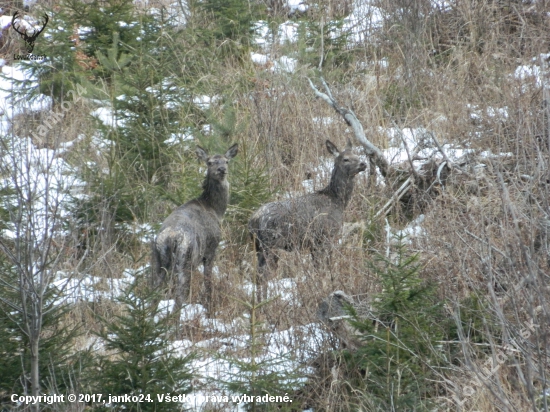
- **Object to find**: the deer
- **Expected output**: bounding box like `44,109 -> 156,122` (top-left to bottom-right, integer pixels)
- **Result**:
249,139 -> 366,300
151,143 -> 238,316
11,11 -> 48,54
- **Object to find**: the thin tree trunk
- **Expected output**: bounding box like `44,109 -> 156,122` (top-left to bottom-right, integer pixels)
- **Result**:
30,333 -> 40,412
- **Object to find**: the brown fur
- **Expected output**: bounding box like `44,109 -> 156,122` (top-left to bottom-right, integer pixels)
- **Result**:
152,144 -> 238,315
249,140 -> 366,300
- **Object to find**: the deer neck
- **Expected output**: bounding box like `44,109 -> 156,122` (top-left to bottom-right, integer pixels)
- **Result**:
198,177 -> 230,218
319,167 -> 355,208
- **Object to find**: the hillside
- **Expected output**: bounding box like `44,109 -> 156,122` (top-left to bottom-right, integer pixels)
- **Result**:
1,0 -> 550,411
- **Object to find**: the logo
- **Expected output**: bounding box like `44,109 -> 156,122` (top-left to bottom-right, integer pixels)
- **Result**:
11,11 -> 48,54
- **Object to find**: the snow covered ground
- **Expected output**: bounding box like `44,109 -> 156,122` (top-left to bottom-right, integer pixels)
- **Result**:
52,263 -> 327,410
0,64 -> 84,241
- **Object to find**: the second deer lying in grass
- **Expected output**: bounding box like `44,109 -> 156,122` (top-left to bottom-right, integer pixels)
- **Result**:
152,144 -> 238,316
249,139 -> 366,300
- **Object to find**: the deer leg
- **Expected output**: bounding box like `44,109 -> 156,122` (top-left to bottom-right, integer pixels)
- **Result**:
151,268 -> 167,290
151,242 -> 173,311
255,245 -> 268,303
150,268 -> 168,311
202,256 -> 215,317
267,252 -> 279,274
256,247 -> 279,303
311,244 -> 333,278
151,241 -> 168,289
173,261 -> 191,317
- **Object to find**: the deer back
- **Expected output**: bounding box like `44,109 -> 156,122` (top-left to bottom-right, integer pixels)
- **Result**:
249,193 -> 344,251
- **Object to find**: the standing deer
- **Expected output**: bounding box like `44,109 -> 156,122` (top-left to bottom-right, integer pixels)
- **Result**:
152,144 -> 238,315
249,140 -> 366,300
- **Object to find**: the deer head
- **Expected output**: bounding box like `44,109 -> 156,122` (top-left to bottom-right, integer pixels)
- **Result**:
196,144 -> 239,183
326,139 -> 367,178
12,11 -> 49,54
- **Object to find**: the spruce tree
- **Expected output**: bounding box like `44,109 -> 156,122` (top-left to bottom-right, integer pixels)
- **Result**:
91,276 -> 194,412
68,1 -> 195,251
217,294 -> 306,412
194,0 -> 264,61
345,238 -> 446,411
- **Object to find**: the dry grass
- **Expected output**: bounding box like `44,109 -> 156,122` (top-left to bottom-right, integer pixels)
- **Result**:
9,1 -> 548,410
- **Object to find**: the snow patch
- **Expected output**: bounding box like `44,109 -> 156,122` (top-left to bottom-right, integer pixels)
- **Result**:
287,0 -> 308,13
342,1 -> 384,44
0,136 -> 83,240
90,106 -> 128,127
251,52 -> 270,65
391,214 -> 426,244
0,65 -> 50,119
514,53 -> 550,89
180,304 -> 207,321
278,21 -> 299,44
274,56 -> 298,73
0,15 -> 12,30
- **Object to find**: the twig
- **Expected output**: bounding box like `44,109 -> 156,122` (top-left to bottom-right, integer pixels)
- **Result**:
373,176 -> 413,219
429,131 -> 472,177
436,161 -> 447,187
464,230 -> 508,259
318,17 -> 324,71
383,110 -> 421,179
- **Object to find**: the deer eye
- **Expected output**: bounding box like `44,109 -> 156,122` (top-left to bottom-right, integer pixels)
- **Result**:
343,158 -> 350,162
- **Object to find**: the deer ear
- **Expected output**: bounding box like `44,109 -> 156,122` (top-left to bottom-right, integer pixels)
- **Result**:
345,139 -> 353,150
195,145 -> 209,161
325,140 -> 340,157
225,143 -> 239,160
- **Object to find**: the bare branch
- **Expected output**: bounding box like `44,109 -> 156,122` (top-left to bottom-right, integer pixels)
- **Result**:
464,230 -> 508,259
